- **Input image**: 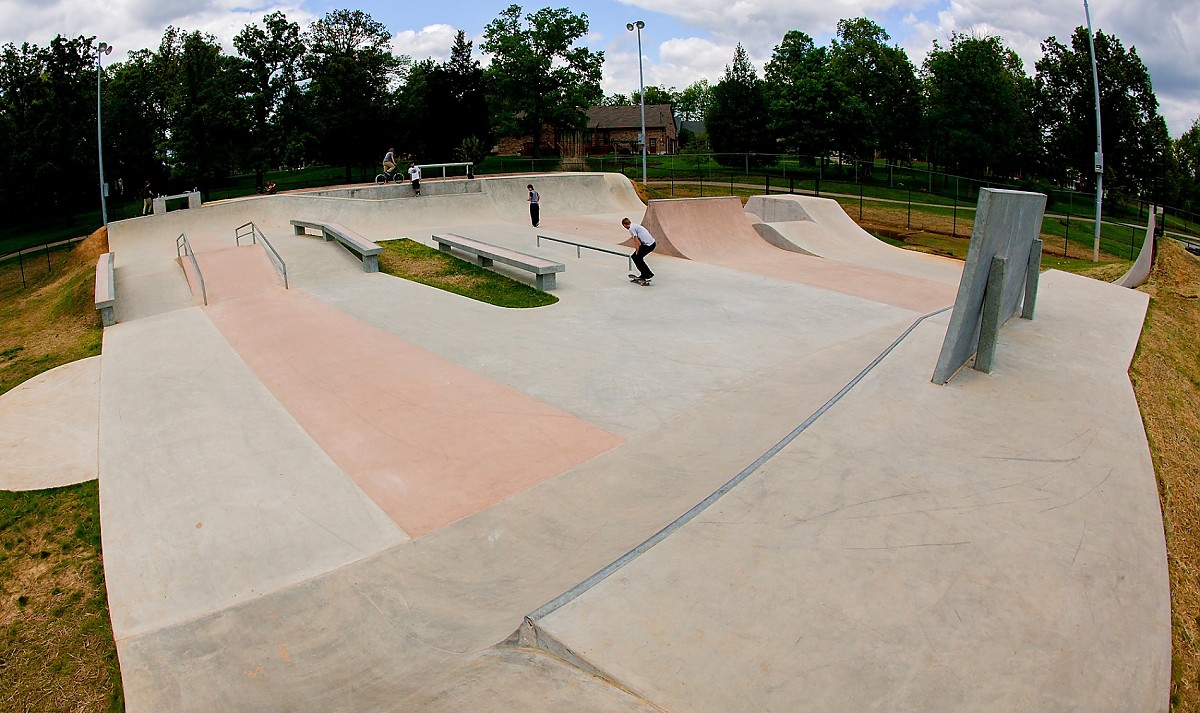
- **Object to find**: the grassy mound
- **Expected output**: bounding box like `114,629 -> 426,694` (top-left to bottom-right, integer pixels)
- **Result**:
1129,240 -> 1200,710
0,226 -> 121,711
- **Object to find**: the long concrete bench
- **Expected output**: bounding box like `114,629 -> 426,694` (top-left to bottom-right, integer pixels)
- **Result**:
290,219 -> 382,273
432,233 -> 565,291
95,252 -> 116,327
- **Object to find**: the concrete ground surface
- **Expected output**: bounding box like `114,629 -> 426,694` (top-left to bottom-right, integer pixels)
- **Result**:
0,356 -> 100,490
4,173 -> 1169,710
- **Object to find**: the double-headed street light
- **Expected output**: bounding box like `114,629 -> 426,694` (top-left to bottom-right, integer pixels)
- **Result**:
96,41 -> 113,227
626,20 -> 647,186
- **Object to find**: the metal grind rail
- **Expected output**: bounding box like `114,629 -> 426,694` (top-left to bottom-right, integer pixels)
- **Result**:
536,234 -> 633,271
175,232 -> 208,306
235,221 -> 289,289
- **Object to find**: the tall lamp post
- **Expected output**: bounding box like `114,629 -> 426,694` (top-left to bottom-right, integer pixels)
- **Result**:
1083,0 -> 1103,262
626,20 -> 647,186
96,41 -> 113,227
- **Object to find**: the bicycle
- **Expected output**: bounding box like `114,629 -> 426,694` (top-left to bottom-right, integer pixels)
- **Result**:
375,167 -> 401,185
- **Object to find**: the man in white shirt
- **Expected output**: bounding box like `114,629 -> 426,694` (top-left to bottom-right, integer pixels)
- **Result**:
408,162 -> 422,195
622,217 -> 657,283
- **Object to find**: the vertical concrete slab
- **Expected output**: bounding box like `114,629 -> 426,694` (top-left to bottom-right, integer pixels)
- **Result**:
932,188 -> 1047,384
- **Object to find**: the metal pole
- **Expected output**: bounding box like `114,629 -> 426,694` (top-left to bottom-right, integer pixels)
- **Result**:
627,21 -> 647,186
1084,0 -> 1104,262
96,42 -> 113,227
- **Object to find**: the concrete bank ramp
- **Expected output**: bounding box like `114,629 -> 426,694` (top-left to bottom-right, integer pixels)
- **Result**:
637,196 -> 956,312
525,270 -> 1168,712
746,194 -> 964,285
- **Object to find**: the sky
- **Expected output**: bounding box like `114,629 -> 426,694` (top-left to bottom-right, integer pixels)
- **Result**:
1,0 -> 1197,138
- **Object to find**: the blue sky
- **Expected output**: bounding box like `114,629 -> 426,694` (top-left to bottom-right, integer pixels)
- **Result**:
2,0 -> 1197,136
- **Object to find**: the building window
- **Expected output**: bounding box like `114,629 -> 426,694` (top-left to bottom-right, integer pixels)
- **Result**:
649,137 -> 657,153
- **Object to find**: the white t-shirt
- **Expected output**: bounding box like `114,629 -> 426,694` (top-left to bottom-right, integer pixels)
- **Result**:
408,165 -> 422,180
628,223 -> 655,246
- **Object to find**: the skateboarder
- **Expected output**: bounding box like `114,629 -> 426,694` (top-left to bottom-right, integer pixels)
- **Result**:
527,184 -> 540,227
622,217 -> 656,284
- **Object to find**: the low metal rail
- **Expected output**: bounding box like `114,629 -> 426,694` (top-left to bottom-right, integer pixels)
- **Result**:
536,234 -> 632,271
175,232 -> 208,306
235,221 -> 289,288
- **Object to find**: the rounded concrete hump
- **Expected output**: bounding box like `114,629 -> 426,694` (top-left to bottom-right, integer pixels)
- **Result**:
744,194 -> 817,223
751,221 -> 819,256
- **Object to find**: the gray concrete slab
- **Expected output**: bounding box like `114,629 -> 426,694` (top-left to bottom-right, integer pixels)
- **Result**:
84,175 -> 1168,711
0,356 -> 100,490
534,270 -> 1167,712
99,307 -> 407,639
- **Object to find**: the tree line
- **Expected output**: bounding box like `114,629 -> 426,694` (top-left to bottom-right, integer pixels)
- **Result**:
690,20 -> 1193,210
0,4 -> 602,224
2,5 -> 1199,227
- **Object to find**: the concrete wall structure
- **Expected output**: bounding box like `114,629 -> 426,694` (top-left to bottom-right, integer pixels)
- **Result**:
932,188 -> 1047,384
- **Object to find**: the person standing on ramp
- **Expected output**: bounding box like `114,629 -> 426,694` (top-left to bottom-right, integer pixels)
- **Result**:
527,184 -> 540,227
408,161 -> 422,196
622,217 -> 656,285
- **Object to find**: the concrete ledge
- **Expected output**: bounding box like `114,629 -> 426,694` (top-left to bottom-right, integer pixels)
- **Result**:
291,219 -> 382,272
94,251 -> 116,327
433,233 -> 564,290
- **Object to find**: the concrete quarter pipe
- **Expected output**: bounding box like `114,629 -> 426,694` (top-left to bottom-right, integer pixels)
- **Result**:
633,196 -> 957,312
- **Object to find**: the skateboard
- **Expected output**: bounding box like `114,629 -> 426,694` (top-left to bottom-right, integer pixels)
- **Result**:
628,273 -> 653,286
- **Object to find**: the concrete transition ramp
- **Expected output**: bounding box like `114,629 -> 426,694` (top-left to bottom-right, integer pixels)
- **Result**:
1116,205 -> 1158,289
633,196 -> 957,312
745,194 -> 963,285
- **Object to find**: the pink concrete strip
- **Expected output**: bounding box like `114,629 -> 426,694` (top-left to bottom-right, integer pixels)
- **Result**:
195,244 -> 284,303
202,261 -> 622,537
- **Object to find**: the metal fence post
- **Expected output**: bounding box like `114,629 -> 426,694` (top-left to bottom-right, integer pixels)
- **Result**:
952,177 -> 959,238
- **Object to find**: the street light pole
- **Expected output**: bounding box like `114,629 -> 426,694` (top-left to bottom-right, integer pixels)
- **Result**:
96,41 -> 113,227
1083,0 -> 1103,262
626,20 -> 647,186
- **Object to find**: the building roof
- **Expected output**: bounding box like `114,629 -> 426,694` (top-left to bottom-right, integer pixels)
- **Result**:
587,104 -> 674,130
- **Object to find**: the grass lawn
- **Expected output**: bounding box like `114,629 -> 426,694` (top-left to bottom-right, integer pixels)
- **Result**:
0,228 -> 122,712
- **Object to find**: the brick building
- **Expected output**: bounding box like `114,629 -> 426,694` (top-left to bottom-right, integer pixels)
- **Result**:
494,104 -> 679,157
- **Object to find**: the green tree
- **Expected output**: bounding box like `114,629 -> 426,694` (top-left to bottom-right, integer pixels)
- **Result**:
829,18 -> 921,166
633,85 -> 677,107
764,31 -> 841,159
1035,27 -> 1168,199
0,36 -> 99,221
103,48 -> 169,200
676,79 -> 712,123
481,4 -> 603,157
435,30 -> 491,159
161,29 -> 249,192
1175,118 -> 1200,209
304,9 -> 408,181
707,44 -> 775,167
234,11 -> 305,186
922,33 -> 1035,178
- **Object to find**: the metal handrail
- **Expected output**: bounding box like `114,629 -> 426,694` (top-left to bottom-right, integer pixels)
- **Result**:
536,234 -> 633,271
235,221 -> 288,289
418,161 -> 473,180
175,232 -> 208,306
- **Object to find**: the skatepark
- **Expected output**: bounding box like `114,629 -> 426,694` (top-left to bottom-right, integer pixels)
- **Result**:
0,173 -> 1169,710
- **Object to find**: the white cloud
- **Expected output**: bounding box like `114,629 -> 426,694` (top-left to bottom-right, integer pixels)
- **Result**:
906,0 -> 1200,136
0,0 -> 311,62
390,23 -> 458,62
